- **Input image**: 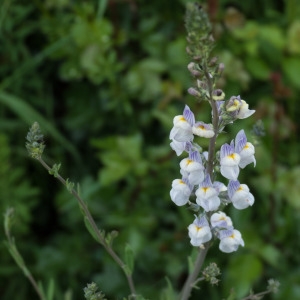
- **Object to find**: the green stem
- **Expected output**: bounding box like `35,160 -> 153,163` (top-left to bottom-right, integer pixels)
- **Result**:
38,158 -> 137,298
179,246 -> 209,300
4,215 -> 46,300
26,271 -> 46,300
241,290 -> 271,300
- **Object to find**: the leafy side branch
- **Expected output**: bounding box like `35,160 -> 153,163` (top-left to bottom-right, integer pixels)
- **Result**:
25,122 -> 137,299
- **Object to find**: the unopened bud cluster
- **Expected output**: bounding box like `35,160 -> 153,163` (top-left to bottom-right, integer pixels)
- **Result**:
25,122 -> 45,160
169,3 -> 256,253
83,282 -> 107,300
202,262 -> 221,285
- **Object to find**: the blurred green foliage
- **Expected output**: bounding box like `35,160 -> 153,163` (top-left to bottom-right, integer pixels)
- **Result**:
1,0 -> 300,299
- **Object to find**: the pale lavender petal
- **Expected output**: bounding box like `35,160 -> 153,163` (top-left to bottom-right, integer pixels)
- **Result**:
213,181 -> 227,193
194,215 -> 209,227
220,143 -> 233,159
201,174 -> 213,187
189,151 -> 202,164
228,180 -> 240,199
219,229 -> 234,239
183,105 -> 195,126
235,130 -> 247,153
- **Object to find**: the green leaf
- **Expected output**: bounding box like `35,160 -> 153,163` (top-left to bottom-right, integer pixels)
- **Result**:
277,166 -> 300,209
95,134 -> 146,185
258,25 -> 285,50
83,216 -> 101,244
38,281 -> 47,300
225,253 -> 263,298
245,56 -> 270,80
258,244 -> 281,267
159,277 -> 177,300
97,0 -> 108,19
46,278 -> 55,300
282,57 -> 300,89
124,244 -> 135,276
0,36 -> 70,90
0,92 -> 80,162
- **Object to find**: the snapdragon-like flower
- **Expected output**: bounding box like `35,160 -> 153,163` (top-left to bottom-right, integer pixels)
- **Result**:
226,96 -> 255,119
180,151 -> 205,185
192,121 -> 215,138
169,105 -> 195,142
195,175 -> 221,212
237,99 -> 255,119
220,142 -> 241,180
188,215 -> 212,246
170,178 -> 192,206
219,228 -> 244,253
235,130 -> 256,168
210,211 -> 233,229
170,140 -> 187,156
228,180 -> 254,209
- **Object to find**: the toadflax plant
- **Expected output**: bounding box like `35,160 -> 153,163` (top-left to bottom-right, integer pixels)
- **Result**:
4,2 -> 280,300
170,2 -> 255,254
170,3 -> 262,300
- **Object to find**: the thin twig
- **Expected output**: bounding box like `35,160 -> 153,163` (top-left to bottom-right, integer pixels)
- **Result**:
37,158 -> 137,298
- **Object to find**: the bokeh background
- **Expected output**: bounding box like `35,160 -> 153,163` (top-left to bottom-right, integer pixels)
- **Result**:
1,0 -> 300,299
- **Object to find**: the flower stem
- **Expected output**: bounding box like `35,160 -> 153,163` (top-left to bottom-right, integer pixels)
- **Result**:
180,69 -> 219,300
241,290 -> 271,300
205,70 -> 219,179
179,245 -> 210,300
37,158 -> 137,298
4,209 -> 46,300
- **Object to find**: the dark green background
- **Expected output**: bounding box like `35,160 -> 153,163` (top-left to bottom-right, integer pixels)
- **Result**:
1,0 -> 300,299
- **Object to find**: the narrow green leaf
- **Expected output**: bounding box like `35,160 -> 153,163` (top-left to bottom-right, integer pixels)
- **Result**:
0,36 -> 70,90
83,216 -> 101,244
0,92 -> 80,162
160,277 -> 176,300
97,0 -> 108,19
38,281 -> 47,300
46,278 -> 55,300
124,244 -> 135,276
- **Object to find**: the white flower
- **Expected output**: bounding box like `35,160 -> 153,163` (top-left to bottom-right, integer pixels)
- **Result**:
211,212 -> 233,228
188,216 -> 212,246
219,229 -> 244,253
226,96 -> 255,120
195,175 -> 221,212
170,179 -> 191,206
220,143 -> 241,180
235,130 -> 256,168
170,140 -> 186,156
212,181 -> 227,193
169,116 -> 193,142
236,100 -> 255,119
228,180 -> 254,209
239,142 -> 256,168
180,151 -> 204,185
169,105 -> 195,142
192,121 -> 215,138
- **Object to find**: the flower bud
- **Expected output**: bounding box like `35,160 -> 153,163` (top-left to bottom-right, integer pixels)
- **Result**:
186,46 -> 192,55
188,87 -> 201,97
209,56 -> 218,66
217,63 -> 225,74
212,89 -> 225,101
197,80 -> 207,89
226,96 -> 241,112
192,55 -> 202,61
187,62 -> 201,76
